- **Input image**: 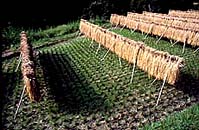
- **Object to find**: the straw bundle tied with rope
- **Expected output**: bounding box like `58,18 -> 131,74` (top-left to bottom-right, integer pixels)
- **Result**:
79,19 -> 185,85
110,14 -> 199,47
20,31 -> 40,102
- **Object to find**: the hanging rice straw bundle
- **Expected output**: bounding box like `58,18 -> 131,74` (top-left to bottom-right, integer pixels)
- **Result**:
79,19 -> 87,34
169,10 -> 199,19
127,44 -> 135,63
80,21 -> 90,38
152,24 -> 160,36
99,29 -> 106,46
110,14 -> 120,26
184,30 -> 193,45
79,19 -> 185,85
155,16 -> 164,25
122,40 -> 130,61
167,27 -> 176,40
136,44 -> 145,69
110,34 -> 117,52
151,53 -> 162,79
20,31 -> 40,102
114,35 -> 122,56
144,11 -> 199,24
175,29 -> 184,42
110,14 -> 119,26
95,28 -> 101,43
167,56 -> 184,85
125,41 -> 134,63
108,32 -> 115,49
142,22 -> 150,34
156,52 -> 170,81
119,16 -> 127,27
110,14 -> 116,25
118,36 -> 125,57
141,47 -> 152,74
90,24 -> 97,40
145,48 -> 156,76
155,24 -> 163,36
105,31 -> 112,49
192,32 -> 199,46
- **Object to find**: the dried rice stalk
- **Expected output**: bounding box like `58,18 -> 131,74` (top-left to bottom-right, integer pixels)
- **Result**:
80,19 -> 185,85
20,31 -> 40,102
169,10 -> 199,19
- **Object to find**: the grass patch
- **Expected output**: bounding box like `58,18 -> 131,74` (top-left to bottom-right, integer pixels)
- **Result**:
141,104 -> 199,130
2,21 -> 80,52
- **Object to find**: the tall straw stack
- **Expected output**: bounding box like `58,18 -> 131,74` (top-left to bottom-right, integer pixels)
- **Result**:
20,31 -> 40,101
79,19 -> 185,85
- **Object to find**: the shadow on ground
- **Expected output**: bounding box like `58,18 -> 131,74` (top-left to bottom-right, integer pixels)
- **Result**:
176,72 -> 199,101
2,72 -> 20,128
2,72 -> 19,105
39,53 -> 107,114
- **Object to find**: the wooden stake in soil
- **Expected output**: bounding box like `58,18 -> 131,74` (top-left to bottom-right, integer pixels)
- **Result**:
182,42 -> 186,53
171,40 -> 179,47
14,85 -> 26,119
194,47 -> 199,53
96,43 -> 101,54
144,24 -> 154,39
15,53 -> 22,72
89,40 -> 94,48
156,74 -> 167,106
130,60 -> 136,84
101,40 -> 116,61
155,27 -> 168,44
119,57 -> 122,67
150,77 -> 157,86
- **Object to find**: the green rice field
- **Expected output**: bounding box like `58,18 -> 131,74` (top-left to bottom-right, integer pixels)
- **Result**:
2,21 -> 199,129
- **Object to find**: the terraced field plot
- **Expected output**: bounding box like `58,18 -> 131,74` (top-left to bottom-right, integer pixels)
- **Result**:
2,27 -> 199,129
